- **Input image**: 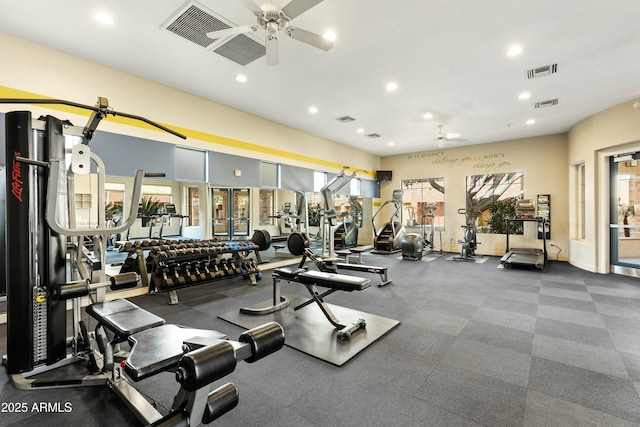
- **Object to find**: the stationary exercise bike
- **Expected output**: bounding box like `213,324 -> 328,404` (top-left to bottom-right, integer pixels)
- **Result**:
456,208 -> 479,260
420,203 -> 441,253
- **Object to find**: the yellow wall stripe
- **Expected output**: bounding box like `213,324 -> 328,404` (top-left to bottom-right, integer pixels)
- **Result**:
0,85 -> 375,177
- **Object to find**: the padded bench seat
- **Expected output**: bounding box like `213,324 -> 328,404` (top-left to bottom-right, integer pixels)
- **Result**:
86,298 -> 165,340
125,324 -> 229,381
273,266 -> 307,280
297,270 -> 370,291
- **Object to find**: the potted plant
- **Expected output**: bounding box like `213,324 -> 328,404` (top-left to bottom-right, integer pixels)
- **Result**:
619,204 -> 635,237
140,196 -> 162,227
105,201 -> 123,225
487,197 -> 523,235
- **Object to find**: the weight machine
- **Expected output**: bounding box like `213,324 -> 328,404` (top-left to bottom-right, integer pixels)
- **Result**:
334,195 -> 363,249
1,98 -> 284,425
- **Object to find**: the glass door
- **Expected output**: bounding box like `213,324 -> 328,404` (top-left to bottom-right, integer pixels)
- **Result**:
211,188 -> 250,239
212,189 -> 229,238
610,156 -> 640,276
232,188 -> 250,237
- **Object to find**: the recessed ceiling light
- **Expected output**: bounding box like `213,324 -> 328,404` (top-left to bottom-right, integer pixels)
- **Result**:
423,112 -> 433,120
235,74 -> 247,83
356,128 -> 364,133
95,11 -> 114,25
388,141 -> 395,146
323,31 -> 336,41
526,119 -> 536,125
507,45 -> 523,57
518,92 -> 531,100
386,81 -> 398,92
308,106 -> 318,114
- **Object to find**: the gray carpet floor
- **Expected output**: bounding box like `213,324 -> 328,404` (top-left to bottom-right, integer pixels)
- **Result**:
3,253 -> 640,426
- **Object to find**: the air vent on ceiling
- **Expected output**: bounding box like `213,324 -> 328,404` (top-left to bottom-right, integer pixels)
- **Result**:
366,133 -> 382,138
162,1 -> 265,66
526,64 -> 558,79
336,116 -> 356,123
533,99 -> 559,109
213,34 -> 266,66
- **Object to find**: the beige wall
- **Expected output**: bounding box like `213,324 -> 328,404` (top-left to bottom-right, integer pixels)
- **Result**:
7,32 -> 640,272
380,134 -> 569,258
568,98 -> 640,273
0,33 -> 380,175
0,32 -> 382,243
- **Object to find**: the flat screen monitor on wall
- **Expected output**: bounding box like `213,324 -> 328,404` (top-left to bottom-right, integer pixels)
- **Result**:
376,170 -> 393,182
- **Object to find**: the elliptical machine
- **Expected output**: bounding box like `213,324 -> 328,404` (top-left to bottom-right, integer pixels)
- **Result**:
401,203 -> 442,260
455,208 -> 479,260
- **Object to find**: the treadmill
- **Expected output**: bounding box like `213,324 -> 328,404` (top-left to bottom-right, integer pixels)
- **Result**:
500,199 -> 547,270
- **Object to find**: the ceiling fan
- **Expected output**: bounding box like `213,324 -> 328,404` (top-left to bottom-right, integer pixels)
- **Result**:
434,124 -> 467,148
206,0 -> 333,65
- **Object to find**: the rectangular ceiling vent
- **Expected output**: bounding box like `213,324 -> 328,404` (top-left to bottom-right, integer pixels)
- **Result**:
526,64 -> 558,79
162,1 -> 265,65
366,133 -> 382,138
336,115 -> 356,123
533,98 -> 559,109
213,34 -> 265,66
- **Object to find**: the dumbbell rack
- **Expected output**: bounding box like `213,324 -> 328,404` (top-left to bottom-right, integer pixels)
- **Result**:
118,239 -> 261,304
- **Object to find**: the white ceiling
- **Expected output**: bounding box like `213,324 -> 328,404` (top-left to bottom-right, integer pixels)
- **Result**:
1,0 -> 640,156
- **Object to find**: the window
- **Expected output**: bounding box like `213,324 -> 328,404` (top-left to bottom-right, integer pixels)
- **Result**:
105,182 -> 125,223
142,184 -> 172,205
187,186 -> 200,226
259,189 -> 275,226
466,172 -> 524,234
314,171 -> 327,192
401,178 -> 445,230
261,162 -> 280,188
350,178 -> 361,196
175,146 -> 207,182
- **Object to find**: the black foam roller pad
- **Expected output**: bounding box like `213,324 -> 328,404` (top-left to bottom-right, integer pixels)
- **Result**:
176,341 -> 237,392
148,410 -> 189,427
202,383 -> 239,424
110,272 -> 139,290
51,280 -> 89,300
238,322 -> 285,363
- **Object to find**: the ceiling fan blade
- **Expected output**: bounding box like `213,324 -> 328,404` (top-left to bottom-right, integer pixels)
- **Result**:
266,35 -> 279,65
237,0 -> 263,15
282,0 -> 324,19
286,27 -> 333,51
207,25 -> 256,40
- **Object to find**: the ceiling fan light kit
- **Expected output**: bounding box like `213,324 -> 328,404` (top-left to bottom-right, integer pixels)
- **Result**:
206,0 -> 333,65
433,124 -> 467,148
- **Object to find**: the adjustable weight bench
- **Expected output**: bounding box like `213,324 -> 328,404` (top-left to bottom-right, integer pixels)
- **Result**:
242,265 -> 370,340
333,262 -> 391,287
53,276 -> 284,426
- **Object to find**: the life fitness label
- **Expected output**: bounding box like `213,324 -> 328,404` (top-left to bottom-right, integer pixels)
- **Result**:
1,401 -> 73,413
11,150 -> 24,202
